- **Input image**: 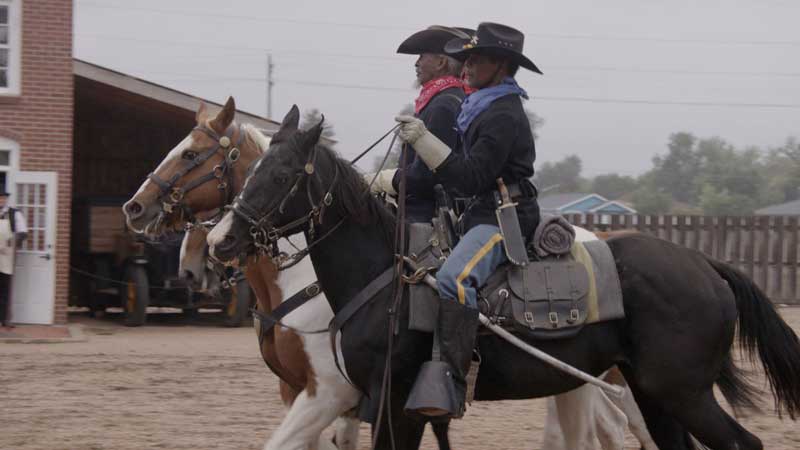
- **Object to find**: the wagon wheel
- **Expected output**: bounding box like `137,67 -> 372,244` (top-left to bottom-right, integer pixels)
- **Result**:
121,265 -> 149,327
223,280 -> 252,328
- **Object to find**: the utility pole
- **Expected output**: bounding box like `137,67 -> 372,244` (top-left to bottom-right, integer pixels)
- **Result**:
266,53 -> 274,120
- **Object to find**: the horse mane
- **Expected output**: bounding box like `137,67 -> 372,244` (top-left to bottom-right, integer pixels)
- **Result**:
315,143 -> 396,245
242,123 -> 272,153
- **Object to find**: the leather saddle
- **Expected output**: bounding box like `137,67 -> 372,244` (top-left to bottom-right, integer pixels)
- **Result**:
406,222 -> 623,340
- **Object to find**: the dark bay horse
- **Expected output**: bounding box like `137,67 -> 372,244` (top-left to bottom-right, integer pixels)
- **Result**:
208,107 -> 800,450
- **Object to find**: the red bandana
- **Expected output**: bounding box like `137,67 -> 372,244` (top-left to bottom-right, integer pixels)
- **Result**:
414,76 -> 465,114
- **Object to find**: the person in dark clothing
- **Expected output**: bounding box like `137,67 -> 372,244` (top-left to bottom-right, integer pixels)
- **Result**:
0,190 -> 27,328
396,22 -> 542,418
368,25 -> 472,222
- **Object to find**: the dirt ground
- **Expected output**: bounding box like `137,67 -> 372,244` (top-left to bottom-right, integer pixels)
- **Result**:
2,308 -> 800,450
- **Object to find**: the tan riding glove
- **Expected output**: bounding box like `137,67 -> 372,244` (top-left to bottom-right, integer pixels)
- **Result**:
363,169 -> 398,195
395,115 -> 452,170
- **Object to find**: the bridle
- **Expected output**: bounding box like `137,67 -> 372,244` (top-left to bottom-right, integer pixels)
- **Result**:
228,136 -> 343,269
184,217 -> 243,290
148,123 -> 245,223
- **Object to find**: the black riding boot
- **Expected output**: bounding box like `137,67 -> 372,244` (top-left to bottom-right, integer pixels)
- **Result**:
405,300 -> 480,419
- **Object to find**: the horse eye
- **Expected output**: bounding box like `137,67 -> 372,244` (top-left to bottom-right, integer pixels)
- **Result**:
274,174 -> 289,185
182,150 -> 198,160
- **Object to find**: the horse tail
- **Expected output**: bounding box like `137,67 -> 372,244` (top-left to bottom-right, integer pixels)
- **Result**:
430,420 -> 451,450
706,256 -> 800,419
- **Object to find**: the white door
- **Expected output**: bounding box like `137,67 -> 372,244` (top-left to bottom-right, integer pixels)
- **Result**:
10,171 -> 57,324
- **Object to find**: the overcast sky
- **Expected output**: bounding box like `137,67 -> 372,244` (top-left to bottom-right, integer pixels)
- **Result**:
74,0 -> 800,176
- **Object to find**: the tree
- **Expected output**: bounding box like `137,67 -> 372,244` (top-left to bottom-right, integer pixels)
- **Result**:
650,132 -> 700,203
630,184 -> 673,214
761,137 -> 800,203
534,155 -> 586,193
590,174 -> 638,200
697,184 -> 755,216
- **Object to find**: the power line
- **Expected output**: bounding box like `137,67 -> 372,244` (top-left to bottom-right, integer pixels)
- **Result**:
534,96 -> 800,109
76,1 -> 800,47
146,74 -> 800,108
74,33 -> 401,60
77,1 -> 411,31
75,33 -> 800,78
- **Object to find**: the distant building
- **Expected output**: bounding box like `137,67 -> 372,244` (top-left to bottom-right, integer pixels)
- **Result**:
0,0 -> 280,325
755,199 -> 800,216
538,192 -> 637,216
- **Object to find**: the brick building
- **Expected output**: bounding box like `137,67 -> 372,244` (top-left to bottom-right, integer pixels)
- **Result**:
1,1 -> 277,325
0,0 -> 73,325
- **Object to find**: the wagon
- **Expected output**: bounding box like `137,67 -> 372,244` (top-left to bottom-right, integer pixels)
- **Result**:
69,198 -> 253,327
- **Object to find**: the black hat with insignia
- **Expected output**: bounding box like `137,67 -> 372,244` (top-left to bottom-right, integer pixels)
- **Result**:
444,22 -> 542,74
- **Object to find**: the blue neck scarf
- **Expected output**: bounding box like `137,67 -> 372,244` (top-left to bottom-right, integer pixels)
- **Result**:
456,77 -> 528,135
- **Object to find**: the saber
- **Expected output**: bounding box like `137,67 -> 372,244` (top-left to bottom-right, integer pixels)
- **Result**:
419,272 -> 625,398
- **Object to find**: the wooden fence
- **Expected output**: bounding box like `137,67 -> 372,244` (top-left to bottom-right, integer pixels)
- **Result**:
563,214 -> 800,305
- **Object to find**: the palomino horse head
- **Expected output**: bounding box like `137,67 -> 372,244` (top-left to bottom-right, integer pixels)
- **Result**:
122,97 -> 271,235
207,105 -> 371,262
178,214 -> 224,293
179,226 -> 224,295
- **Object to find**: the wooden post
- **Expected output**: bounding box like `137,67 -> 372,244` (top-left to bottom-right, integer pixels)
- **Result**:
624,214 -> 635,230
771,216 -> 785,300
585,213 -> 595,231
664,214 -> 674,244
653,215 -> 662,239
685,216 -> 697,251
787,217 -> 798,304
636,214 -> 646,234
744,216 -> 756,280
757,216 -> 770,290
730,216 -> 741,270
676,215 -> 687,248
716,216 -> 728,262
702,216 -> 713,256
610,214 -> 621,231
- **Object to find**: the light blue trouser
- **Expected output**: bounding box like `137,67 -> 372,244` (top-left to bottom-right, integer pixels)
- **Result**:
436,224 -> 507,309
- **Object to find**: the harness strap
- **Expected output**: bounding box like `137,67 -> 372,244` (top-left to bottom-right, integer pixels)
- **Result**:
250,282 -> 325,393
328,266 -> 396,389
251,282 -> 327,336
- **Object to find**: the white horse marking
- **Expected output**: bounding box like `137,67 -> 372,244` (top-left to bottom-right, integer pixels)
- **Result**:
207,211 -> 234,258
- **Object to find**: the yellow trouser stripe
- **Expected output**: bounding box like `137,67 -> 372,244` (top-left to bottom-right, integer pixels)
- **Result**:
455,233 -> 504,304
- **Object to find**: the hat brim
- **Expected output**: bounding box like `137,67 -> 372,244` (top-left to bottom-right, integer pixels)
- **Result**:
444,38 -> 542,74
397,29 -> 458,55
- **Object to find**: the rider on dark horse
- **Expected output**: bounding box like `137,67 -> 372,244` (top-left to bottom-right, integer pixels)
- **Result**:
393,22 -> 542,418
369,25 -> 472,222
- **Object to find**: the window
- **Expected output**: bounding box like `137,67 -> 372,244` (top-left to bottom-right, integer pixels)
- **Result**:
0,0 -> 20,96
0,138 -> 18,197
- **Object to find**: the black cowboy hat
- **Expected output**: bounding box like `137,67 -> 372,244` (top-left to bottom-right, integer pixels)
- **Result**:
397,25 -> 474,56
0,191 -> 9,197
444,22 -> 542,74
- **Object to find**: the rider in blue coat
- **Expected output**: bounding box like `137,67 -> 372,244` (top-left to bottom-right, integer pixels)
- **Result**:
395,22 -> 542,418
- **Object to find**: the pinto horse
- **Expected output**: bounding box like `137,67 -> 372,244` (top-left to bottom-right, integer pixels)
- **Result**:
122,98 -> 362,450
208,107 -> 800,450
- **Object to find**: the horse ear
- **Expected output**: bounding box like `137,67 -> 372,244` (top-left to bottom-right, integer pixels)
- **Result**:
209,96 -> 236,134
195,102 -> 208,124
302,116 -> 325,150
272,105 -> 300,143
